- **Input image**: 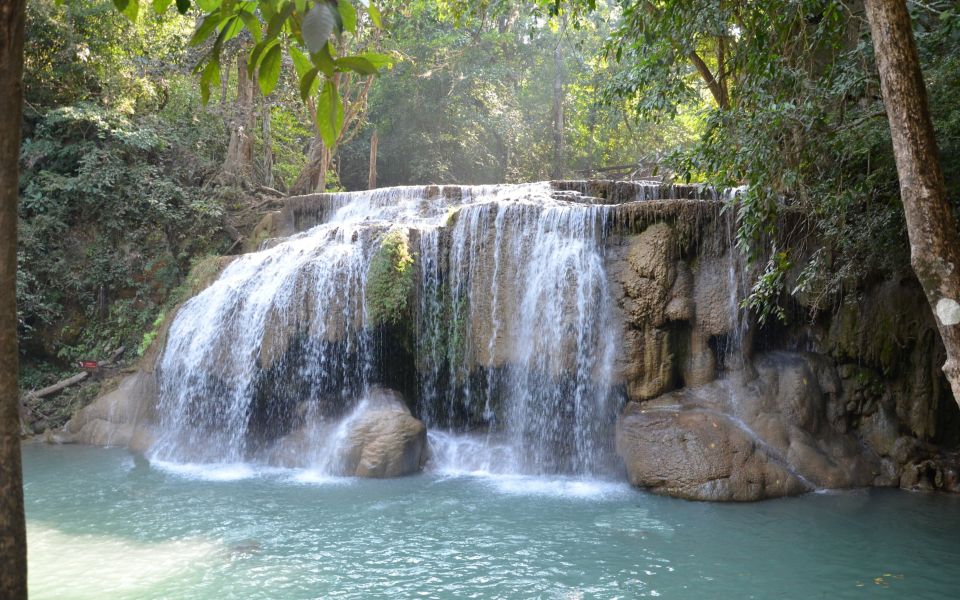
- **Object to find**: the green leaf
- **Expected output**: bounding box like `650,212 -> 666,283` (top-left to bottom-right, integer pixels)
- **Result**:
200,58 -> 221,105
195,0 -> 218,10
265,2 -> 296,41
302,3 -> 335,54
290,46 -> 314,78
112,0 -> 130,14
258,45 -> 282,96
355,52 -> 393,68
220,16 -> 245,42
335,56 -> 378,76
239,11 -> 262,43
339,1 -> 357,33
316,78 -> 343,148
248,38 -> 278,76
367,3 -> 382,28
153,0 -> 172,13
311,43 -> 336,78
122,0 -> 139,21
175,0 -> 190,14
299,67 -> 321,101
191,11 -> 222,46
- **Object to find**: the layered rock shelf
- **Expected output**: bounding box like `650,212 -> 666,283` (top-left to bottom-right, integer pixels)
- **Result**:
45,181 -> 960,498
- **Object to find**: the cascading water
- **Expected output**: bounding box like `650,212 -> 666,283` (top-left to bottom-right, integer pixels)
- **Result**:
150,182 -> 629,477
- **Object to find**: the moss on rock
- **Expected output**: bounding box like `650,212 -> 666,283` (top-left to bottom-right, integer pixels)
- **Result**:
366,228 -> 416,327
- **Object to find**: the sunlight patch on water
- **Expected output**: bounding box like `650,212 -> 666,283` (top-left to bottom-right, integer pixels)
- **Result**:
27,522 -> 218,600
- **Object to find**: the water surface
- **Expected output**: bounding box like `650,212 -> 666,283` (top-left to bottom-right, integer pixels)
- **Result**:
24,444 -> 960,599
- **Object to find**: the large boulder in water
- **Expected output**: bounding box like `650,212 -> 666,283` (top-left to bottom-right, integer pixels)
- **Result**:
341,388 -> 427,478
271,387 -> 427,478
617,400 -> 810,501
616,351 -> 883,501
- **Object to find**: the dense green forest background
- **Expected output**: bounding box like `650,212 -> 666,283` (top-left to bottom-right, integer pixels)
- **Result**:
16,0 -> 960,433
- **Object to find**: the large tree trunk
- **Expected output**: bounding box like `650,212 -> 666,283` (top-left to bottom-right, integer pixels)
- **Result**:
262,94 -> 273,189
0,0 -> 28,596
864,0 -> 960,407
222,54 -> 256,183
368,129 -> 378,190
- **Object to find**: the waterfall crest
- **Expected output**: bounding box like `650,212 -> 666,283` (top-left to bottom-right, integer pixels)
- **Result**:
150,182 -> 662,475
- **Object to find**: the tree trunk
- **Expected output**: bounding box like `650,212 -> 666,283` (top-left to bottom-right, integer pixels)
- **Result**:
262,94 -> 273,189
368,129 -> 378,190
0,0 -> 28,595
222,54 -> 256,183
864,0 -> 960,407
552,40 -> 565,180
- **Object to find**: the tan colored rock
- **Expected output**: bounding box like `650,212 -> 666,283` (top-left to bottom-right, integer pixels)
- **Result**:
48,372 -> 156,447
270,387 -> 426,478
343,402 -> 427,478
616,351 -> 882,501
617,401 -> 811,501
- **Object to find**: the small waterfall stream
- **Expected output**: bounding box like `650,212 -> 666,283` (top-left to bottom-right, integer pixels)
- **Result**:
150,182 -> 639,476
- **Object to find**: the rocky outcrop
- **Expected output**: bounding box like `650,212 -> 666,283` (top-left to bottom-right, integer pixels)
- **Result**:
616,352 -> 885,501
44,371 -> 156,448
270,388 -> 427,478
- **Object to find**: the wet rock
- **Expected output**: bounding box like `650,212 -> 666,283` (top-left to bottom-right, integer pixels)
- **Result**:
271,387 -> 427,478
616,401 -> 810,501
616,351 -> 882,501
340,388 -> 428,478
45,371 -> 156,447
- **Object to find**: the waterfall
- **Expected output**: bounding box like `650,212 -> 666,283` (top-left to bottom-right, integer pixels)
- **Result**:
150,182 -> 632,476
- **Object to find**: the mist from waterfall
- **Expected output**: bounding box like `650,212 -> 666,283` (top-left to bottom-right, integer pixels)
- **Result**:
150,183 -> 625,477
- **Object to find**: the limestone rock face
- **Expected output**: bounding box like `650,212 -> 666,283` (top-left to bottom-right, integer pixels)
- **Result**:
270,387 -> 427,478
45,371 -> 156,448
617,401 -> 810,501
616,351 -> 883,501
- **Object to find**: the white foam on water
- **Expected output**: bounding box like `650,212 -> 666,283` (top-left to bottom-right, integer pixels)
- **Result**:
483,475 -> 631,499
27,522 -> 219,600
285,469 -> 357,485
150,460 -> 272,481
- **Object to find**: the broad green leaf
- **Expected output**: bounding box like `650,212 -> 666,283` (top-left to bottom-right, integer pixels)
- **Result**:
248,38 -> 279,76
290,46 -> 314,79
258,45 -> 282,96
191,11 -> 222,46
153,0 -> 172,13
123,0 -> 139,21
220,0 -> 238,21
265,2 -> 296,40
299,67 -> 321,101
239,11 -> 262,43
112,0 -> 130,14
335,56 -> 378,76
339,0 -> 357,33
195,0 -> 218,10
200,58 -> 221,105
221,16 -> 245,41
311,43 -> 336,78
355,52 -> 393,68
302,3 -> 335,54
367,3 -> 382,28
316,78 -> 343,148
295,0 -> 306,14
175,0 -> 191,14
